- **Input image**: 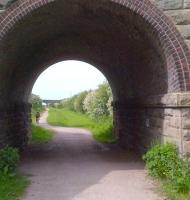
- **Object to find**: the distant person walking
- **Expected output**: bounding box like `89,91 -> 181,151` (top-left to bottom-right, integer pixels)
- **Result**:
35,112 -> 40,124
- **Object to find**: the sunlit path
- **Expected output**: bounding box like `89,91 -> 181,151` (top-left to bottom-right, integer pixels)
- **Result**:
20,111 -> 163,200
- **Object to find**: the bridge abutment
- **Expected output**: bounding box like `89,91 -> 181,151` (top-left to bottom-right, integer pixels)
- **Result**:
113,93 -> 190,155
0,103 -> 31,150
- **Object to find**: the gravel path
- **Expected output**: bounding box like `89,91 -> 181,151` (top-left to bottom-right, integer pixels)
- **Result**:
20,111 -> 163,200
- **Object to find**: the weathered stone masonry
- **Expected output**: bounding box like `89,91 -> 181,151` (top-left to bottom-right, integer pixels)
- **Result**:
0,0 -> 190,155
153,0 -> 190,50
113,93 -> 190,155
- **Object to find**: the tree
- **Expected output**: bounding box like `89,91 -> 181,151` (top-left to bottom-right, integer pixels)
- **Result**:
74,91 -> 88,113
61,95 -> 78,111
31,94 -> 43,112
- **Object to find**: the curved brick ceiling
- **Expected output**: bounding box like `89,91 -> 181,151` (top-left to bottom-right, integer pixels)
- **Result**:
0,0 -> 189,108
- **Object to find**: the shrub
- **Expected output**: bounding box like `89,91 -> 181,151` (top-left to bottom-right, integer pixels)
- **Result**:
143,143 -> 190,196
170,160 -> 190,194
61,95 -> 78,111
83,91 -> 97,118
0,146 -> 20,175
83,82 -> 112,119
143,143 -> 179,178
74,91 -> 88,113
31,94 -> 43,112
107,96 -> 113,116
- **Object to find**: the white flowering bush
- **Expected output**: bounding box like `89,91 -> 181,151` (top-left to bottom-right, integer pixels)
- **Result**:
83,91 -> 96,118
74,91 -> 88,113
106,84 -> 113,116
83,82 -> 113,119
107,96 -> 113,116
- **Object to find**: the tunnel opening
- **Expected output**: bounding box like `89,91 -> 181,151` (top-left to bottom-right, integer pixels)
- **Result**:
32,60 -> 110,101
0,0 -> 190,154
31,60 -> 115,145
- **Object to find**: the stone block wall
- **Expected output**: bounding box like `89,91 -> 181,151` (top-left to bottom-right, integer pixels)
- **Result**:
152,0 -> 190,49
113,93 -> 190,155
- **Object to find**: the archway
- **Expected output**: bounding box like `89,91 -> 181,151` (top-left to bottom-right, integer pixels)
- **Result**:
0,0 -> 190,154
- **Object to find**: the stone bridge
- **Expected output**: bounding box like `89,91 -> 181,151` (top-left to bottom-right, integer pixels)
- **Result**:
1,0 -> 190,155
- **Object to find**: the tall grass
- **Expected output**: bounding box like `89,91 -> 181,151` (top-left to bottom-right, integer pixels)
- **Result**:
31,124 -> 54,144
48,108 -> 116,143
0,174 -> 29,200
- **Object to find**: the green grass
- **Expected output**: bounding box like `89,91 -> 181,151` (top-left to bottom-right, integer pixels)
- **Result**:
48,108 -> 116,143
0,123 -> 53,200
162,181 -> 190,200
31,124 -> 54,143
0,174 -> 30,200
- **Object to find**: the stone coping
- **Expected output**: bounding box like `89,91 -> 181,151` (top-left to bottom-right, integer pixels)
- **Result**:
143,93 -> 190,107
113,93 -> 190,108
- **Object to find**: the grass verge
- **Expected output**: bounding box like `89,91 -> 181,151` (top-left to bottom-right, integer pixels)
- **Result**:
0,124 -> 54,200
0,174 -> 30,200
31,124 -> 54,143
48,108 -> 116,143
0,123 -> 53,200
162,180 -> 190,200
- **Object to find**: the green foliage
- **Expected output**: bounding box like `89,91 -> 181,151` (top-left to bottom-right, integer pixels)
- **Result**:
0,147 -> 29,200
170,160 -> 190,194
0,174 -> 29,200
0,146 -> 19,175
83,91 -> 96,117
31,94 -> 43,112
0,146 -> 29,199
143,143 -> 179,178
31,124 -> 54,143
91,117 -> 114,143
60,95 -> 78,111
163,180 -> 190,200
143,143 -> 190,199
83,82 -> 112,119
74,91 -> 88,113
48,108 -> 116,143
59,82 -> 113,119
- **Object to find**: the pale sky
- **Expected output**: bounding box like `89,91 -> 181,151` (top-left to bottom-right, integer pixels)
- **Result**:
32,60 -> 106,100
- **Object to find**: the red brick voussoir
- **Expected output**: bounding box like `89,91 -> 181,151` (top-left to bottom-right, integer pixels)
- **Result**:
0,0 -> 190,92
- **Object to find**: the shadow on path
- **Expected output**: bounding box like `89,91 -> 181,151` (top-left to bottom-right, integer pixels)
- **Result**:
20,111 -> 163,200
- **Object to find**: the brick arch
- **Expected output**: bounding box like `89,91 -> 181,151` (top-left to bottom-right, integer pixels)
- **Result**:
0,0 -> 190,154
0,0 -> 190,92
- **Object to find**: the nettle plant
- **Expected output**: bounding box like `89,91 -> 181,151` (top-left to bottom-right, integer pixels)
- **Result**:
0,146 -> 20,176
